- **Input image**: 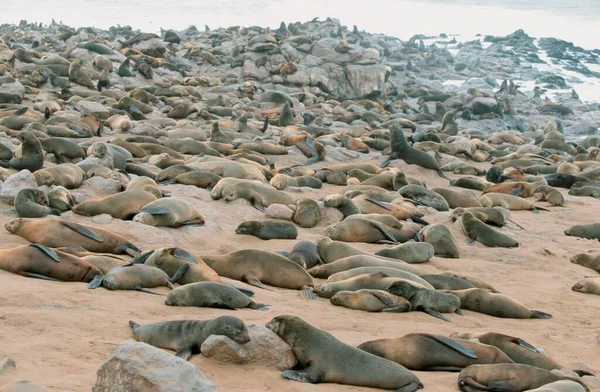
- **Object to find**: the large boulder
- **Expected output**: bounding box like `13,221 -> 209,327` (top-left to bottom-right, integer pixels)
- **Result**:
201,324 -> 297,370
344,64 -> 387,99
0,170 -> 37,204
0,82 -> 25,104
93,340 -> 216,392
467,97 -> 500,115
0,380 -> 50,392
133,39 -> 166,58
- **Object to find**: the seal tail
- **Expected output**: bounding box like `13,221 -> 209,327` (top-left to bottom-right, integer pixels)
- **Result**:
531,310 -> 552,319
128,320 -> 140,330
436,169 -> 450,180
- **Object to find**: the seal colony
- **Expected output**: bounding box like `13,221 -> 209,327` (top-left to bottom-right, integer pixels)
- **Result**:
0,18 -> 599,392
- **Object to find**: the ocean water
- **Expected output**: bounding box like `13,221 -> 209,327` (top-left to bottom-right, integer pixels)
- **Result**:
3,0 -> 600,50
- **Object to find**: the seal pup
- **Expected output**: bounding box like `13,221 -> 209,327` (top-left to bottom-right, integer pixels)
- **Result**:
565,223 -> 600,241
330,289 -> 412,312
73,190 -> 157,220
570,253 -> 600,273
129,316 -> 250,360
287,241 -> 322,269
235,220 -> 298,240
460,212 -> 519,248
525,380 -> 587,392
0,244 -> 102,282
137,247 -> 221,284
14,188 -> 60,218
448,288 -> 552,319
381,124 -> 449,180
386,280 -> 461,321
33,163 -> 86,189
165,282 -> 268,310
47,186 -> 74,212
5,218 -> 140,255
419,224 -> 460,258
457,364 -> 590,392
266,315 -> 423,391
88,264 -> 190,294
572,277 -> 600,295
358,333 -> 513,371
308,254 -> 429,279
133,198 -> 205,227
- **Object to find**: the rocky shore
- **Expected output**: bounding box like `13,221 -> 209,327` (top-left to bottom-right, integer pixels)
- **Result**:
0,18 -> 599,392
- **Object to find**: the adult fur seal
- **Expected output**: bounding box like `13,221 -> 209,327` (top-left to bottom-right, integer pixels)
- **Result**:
0,244 -> 102,282
381,124 -> 449,180
9,131 -> 44,172
565,223 -> 600,240
570,253 -> 600,273
88,264 -> 190,294
419,224 -> 460,258
358,333 -> 513,371
479,193 -> 549,212
138,247 -> 221,284
387,280 -> 461,321
448,288 -> 552,319
315,272 -> 420,299
330,289 -> 412,312
129,316 -> 250,360
73,190 -> 157,220
165,282 -> 268,310
236,220 -> 298,240
457,364 -> 590,392
201,249 -> 314,297
288,241 -> 322,269
14,188 -> 60,218
460,212 -> 519,248
133,198 -> 205,227
374,242 -> 435,263
33,163 -> 86,188
293,198 -> 321,228
266,315 -> 423,391
47,186 -> 74,212
5,218 -> 140,255
308,254 -> 429,279
221,181 -> 295,211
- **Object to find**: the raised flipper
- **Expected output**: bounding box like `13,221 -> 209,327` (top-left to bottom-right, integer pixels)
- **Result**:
88,274 -> 104,289
249,302 -> 270,311
369,221 -> 398,243
172,248 -> 197,263
410,216 -> 430,226
436,169 -> 450,180
510,184 -> 523,196
30,244 -> 60,262
61,221 -> 104,243
306,155 -> 319,165
253,202 -> 266,212
131,249 -> 154,265
512,337 -> 540,353
245,277 -> 273,291
379,156 -> 391,168
366,198 -> 392,210
426,334 -> 478,359
455,309 -> 464,316
281,368 -> 319,384
22,272 -> 62,281
175,347 -> 193,361
300,287 -> 316,299
141,206 -> 170,215
531,310 -> 552,319
169,263 -> 190,284
135,286 -> 165,295
371,291 -> 395,307
422,307 -> 451,322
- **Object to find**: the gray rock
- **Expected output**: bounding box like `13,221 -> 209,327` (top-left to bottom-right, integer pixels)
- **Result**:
133,39 -> 166,58
0,357 -> 16,373
265,204 -> 295,220
131,123 -> 164,137
92,214 -> 114,224
93,340 -> 216,392
0,81 -> 25,100
467,97 -> 499,115
0,380 -> 50,392
201,324 -> 297,370
77,101 -> 110,118
345,64 -> 387,99
0,170 -> 37,204
242,60 -> 262,81
82,177 -> 122,195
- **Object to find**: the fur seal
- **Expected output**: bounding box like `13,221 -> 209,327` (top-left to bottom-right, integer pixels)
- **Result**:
266,315 -> 423,391
222,181 -> 294,211
125,176 -> 164,199
398,185 -> 450,211
382,124 -> 449,180
568,185 -> 600,199
317,237 -> 367,263
330,289 -> 412,312
309,254 -> 428,278
322,194 -> 360,218
129,316 -> 250,360
236,220 -> 298,240
40,137 -> 86,163
572,277 -> 600,295
421,274 -> 477,290
293,198 -> 321,228
47,186 -> 74,212
0,243 -> 102,282
324,216 -> 418,244
14,188 -> 60,218
457,364 -> 589,392
358,333 -> 513,371
479,193 -> 549,212
287,241 -> 322,269
451,207 -> 521,229
201,249 -> 314,297
431,188 -> 482,208
327,267 -> 432,287
5,218 -> 139,255
419,224 -> 460,258
525,381 -> 587,392
33,163 -> 86,188
174,171 -> 223,189
88,264 -> 189,294
133,198 -> 205,227
570,253 -> 600,273
386,280 -> 461,321
137,247 -> 220,284
69,59 -> 94,88
9,131 -> 44,171
449,288 -> 552,319
73,190 -> 157,220
165,282 -> 268,310
315,272 -> 421,299
564,223 -> 600,240
460,212 -> 519,248
375,242 -> 435,263
450,177 -> 487,191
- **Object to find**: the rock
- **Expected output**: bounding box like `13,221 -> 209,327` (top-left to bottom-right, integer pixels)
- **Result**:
467,97 -> 499,115
93,340 -> 216,392
0,82 -> 25,104
0,357 -> 16,373
242,60 -> 261,81
133,39 -> 166,58
0,380 -> 50,392
77,100 -> 110,118
344,64 -> 387,99
0,170 -> 37,204
535,72 -> 568,89
201,324 -> 297,370
92,214 -> 114,224
82,177 -> 123,195
71,192 -> 87,204
265,204 -> 295,220
582,375 -> 600,390
454,63 -> 467,72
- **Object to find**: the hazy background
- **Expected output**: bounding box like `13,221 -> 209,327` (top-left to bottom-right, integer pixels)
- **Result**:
3,0 -> 600,49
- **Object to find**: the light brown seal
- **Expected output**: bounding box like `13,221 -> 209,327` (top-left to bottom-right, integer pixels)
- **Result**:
479,193 -> 549,212
330,289 -> 412,312
88,263 -> 190,294
419,224 -> 460,258
129,316 -> 250,360
221,181 -> 295,211
266,315 -> 423,391
133,198 -> 205,227
47,186 -> 74,212
570,252 -> 600,273
308,254 -> 428,279
137,247 -> 221,284
9,131 -> 44,172
315,272 -> 420,298
73,190 -> 157,220
448,288 -> 552,319
572,277 -> 600,295
33,163 -> 86,188
431,188 -> 482,208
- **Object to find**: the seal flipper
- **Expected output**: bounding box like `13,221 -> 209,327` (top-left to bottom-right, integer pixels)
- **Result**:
366,198 -> 392,210
507,219 -> 525,230
175,347 -> 193,361
128,320 -> 140,330
369,221 -> 398,243
172,248 -> 197,263
410,216 -> 430,226
299,286 -> 316,299
54,153 -> 67,164
181,220 -> 205,227
131,249 -> 154,265
249,302 -> 270,311
395,382 -> 423,392
512,337 -> 539,353
510,184 -> 523,196
382,305 -> 411,313
169,263 -> 190,284
436,169 -> 450,180
371,291 -> 395,307
124,244 -> 141,257
228,285 -> 255,297
426,334 -> 478,359
531,310 -> 552,319
88,274 -> 104,289
23,272 -> 62,281
422,307 -> 451,322
379,156 -> 391,168
30,244 -> 60,262
281,368 -> 320,383
306,155 -> 319,165
245,276 -> 273,291
135,286 -> 165,295
253,202 -> 266,212
454,309 -> 464,316
62,221 -> 104,243
141,206 -> 170,215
